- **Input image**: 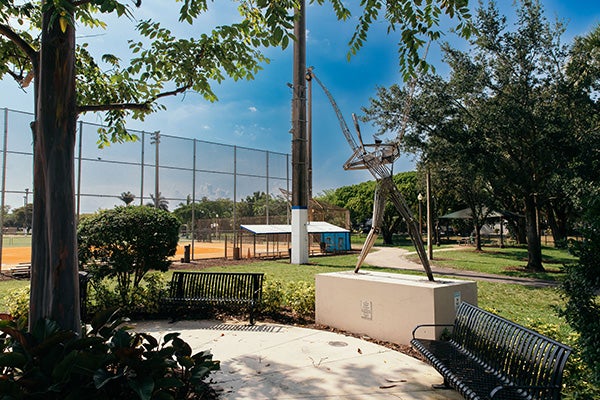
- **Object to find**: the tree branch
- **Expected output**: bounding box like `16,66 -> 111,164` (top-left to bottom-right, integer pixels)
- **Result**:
155,84 -> 192,100
77,103 -> 152,113
0,23 -> 38,69
77,83 -> 192,114
71,0 -> 93,6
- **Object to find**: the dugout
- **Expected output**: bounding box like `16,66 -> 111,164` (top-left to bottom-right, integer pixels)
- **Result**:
240,221 -> 351,258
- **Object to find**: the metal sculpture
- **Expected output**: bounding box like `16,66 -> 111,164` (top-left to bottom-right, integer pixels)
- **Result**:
306,68 -> 434,281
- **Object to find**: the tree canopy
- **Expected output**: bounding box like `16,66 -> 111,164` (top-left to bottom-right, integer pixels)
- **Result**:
363,0 -> 600,271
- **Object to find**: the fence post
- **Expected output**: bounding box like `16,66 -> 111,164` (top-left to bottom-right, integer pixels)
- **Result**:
140,131 -> 145,205
191,139 -> 196,260
0,108 -> 8,272
76,121 -> 83,219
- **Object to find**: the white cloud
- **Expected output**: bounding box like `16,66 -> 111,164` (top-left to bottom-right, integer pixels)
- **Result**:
248,106 -> 258,112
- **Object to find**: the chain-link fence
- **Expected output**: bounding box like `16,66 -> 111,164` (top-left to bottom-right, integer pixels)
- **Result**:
1,107 -> 291,265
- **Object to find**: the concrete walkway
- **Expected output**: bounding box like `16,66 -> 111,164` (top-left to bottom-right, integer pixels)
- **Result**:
364,246 -> 559,288
132,319 -> 462,399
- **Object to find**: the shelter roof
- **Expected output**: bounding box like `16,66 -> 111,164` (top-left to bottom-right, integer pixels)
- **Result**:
439,207 -> 521,220
241,221 -> 350,235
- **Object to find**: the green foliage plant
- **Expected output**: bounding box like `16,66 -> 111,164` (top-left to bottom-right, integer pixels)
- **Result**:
0,309 -> 220,399
260,279 -> 315,319
4,287 -> 30,326
562,192 -> 600,387
89,273 -> 168,317
285,281 -> 315,317
78,206 -> 180,308
260,279 -> 285,314
527,320 -> 600,399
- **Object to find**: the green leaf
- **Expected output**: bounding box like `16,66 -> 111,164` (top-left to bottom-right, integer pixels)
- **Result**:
129,375 -> 155,400
0,352 -> 27,368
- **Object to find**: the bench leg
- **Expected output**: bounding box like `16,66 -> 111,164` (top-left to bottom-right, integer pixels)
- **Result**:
432,378 -> 452,390
249,305 -> 255,325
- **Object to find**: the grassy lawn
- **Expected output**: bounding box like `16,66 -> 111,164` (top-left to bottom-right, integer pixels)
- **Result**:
424,245 -> 576,281
0,251 -> 572,322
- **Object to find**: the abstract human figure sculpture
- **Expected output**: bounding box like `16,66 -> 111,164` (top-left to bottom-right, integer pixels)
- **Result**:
307,68 -> 434,281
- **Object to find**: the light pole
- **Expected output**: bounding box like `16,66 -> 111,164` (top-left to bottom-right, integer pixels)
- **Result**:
417,193 -> 423,237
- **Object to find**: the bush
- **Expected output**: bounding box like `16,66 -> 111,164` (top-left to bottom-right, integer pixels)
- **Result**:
0,309 -> 220,399
561,192 -> 600,386
260,279 -> 286,314
285,281 -> 315,317
260,279 -> 315,319
89,273 -> 168,317
4,287 -> 29,325
78,205 -> 180,308
527,320 -> 600,399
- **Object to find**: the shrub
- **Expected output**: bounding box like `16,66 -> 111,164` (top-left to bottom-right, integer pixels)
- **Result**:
0,309 -> 220,399
89,273 -> 168,317
285,281 -> 315,317
527,320 -> 600,399
260,279 -> 315,319
78,205 -> 180,308
260,279 -> 286,314
561,191 -> 600,386
4,287 -> 29,325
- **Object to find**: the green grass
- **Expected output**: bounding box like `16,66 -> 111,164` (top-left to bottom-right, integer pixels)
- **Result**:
0,250 -> 574,328
426,245 -> 576,281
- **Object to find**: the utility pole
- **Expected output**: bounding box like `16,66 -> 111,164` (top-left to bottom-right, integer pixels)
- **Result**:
291,0 -> 309,264
306,68 -> 313,221
426,170 -> 433,260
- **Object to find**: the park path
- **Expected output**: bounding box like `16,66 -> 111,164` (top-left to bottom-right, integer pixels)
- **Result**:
364,246 -> 559,288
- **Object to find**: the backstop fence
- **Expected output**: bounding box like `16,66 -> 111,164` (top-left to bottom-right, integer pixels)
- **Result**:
0,107 -> 291,265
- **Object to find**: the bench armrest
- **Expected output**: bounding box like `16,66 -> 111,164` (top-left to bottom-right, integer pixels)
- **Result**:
411,324 -> 454,339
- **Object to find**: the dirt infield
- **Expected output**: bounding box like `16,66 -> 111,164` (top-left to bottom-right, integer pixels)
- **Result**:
1,242 -> 228,268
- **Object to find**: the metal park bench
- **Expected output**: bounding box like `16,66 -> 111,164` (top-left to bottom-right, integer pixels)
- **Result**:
164,271 -> 264,325
411,302 -> 572,400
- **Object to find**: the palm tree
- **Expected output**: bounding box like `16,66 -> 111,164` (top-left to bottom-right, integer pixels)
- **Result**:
119,191 -> 136,206
148,192 -> 169,211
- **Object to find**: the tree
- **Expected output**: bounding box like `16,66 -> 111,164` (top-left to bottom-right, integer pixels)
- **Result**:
0,0 -> 472,333
319,172 -> 427,244
118,191 -> 135,206
148,192 -> 169,211
365,0 -> 588,269
78,205 -> 180,307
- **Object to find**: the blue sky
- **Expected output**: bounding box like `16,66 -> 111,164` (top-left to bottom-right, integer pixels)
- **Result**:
2,0 -> 600,197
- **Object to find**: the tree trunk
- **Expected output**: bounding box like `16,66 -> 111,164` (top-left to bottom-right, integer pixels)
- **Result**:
473,221 -> 482,251
524,195 -> 544,272
546,203 -> 568,247
29,7 -> 81,334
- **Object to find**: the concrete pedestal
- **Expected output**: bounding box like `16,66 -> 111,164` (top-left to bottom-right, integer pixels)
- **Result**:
315,271 -> 477,345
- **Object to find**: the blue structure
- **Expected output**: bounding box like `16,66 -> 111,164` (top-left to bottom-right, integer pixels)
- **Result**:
321,232 -> 351,252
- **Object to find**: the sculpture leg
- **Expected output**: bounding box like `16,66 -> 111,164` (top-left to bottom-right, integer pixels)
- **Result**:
384,178 -> 434,281
355,183 -> 387,273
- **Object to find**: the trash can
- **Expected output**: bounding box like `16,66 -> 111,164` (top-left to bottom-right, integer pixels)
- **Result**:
233,247 -> 240,260
183,244 -> 191,263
